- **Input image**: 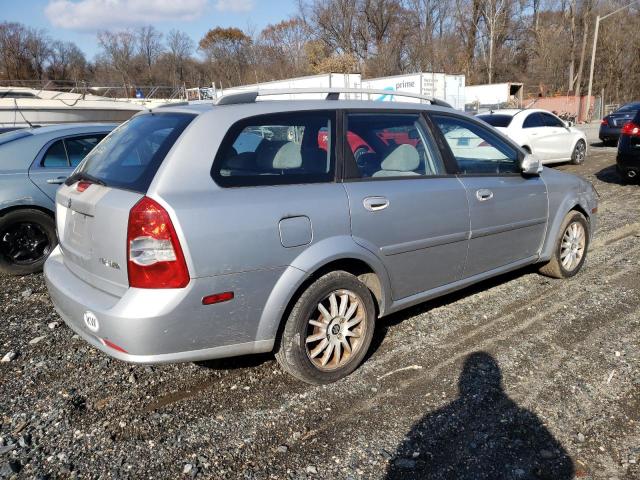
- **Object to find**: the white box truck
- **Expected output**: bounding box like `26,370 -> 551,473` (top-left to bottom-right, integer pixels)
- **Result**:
359,73 -> 466,110
464,82 -> 524,113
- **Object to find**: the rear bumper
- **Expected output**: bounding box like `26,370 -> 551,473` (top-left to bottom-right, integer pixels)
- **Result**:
44,246 -> 276,364
599,125 -> 620,141
617,151 -> 640,178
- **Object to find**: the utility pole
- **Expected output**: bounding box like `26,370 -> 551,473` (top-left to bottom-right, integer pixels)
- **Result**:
585,0 -> 640,121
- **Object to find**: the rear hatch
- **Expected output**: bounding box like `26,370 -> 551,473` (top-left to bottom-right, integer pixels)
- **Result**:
55,112 -> 194,296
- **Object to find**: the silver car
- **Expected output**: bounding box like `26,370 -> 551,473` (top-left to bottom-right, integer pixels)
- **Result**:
0,124 -> 116,275
44,93 -> 598,384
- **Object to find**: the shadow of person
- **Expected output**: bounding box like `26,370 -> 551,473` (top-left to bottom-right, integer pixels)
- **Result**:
386,352 -> 574,480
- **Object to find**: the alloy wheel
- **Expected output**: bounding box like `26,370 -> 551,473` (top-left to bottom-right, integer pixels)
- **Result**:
305,289 -> 368,371
0,222 -> 51,266
560,221 -> 586,271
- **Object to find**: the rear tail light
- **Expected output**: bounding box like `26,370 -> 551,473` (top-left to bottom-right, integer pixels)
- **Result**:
76,181 -> 92,192
621,121 -> 640,137
600,118 -> 608,126
127,196 -> 189,289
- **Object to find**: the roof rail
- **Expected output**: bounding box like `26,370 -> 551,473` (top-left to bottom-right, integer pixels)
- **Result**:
215,87 -> 453,108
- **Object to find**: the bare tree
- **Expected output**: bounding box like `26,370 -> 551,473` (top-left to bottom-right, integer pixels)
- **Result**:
136,26 -> 164,82
475,0 -> 511,83
97,30 -> 137,85
47,40 -> 86,81
166,29 -> 194,86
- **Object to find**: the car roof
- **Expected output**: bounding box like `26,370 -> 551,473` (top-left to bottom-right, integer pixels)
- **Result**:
24,122 -> 118,136
147,99 -> 458,119
478,109 -> 522,117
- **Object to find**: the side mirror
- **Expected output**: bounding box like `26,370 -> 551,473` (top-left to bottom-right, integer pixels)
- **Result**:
521,153 -> 542,175
564,120 -> 574,128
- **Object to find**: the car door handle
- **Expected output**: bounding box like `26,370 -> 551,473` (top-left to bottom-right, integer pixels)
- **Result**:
476,189 -> 494,201
46,176 -> 67,185
363,196 -> 389,212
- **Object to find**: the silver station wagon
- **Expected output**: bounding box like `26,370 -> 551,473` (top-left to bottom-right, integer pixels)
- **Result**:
44,89 -> 598,384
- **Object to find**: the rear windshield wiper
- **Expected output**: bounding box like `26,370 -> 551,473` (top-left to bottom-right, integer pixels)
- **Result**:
64,171 -> 107,187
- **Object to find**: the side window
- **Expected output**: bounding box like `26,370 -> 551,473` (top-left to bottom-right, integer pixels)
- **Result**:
42,140 -> 68,167
432,115 -> 520,175
540,113 -> 564,128
523,113 -> 543,129
214,112 -> 334,187
65,135 -> 107,167
345,113 -> 445,178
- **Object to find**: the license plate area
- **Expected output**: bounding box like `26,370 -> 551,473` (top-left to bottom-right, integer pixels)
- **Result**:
63,210 -> 93,260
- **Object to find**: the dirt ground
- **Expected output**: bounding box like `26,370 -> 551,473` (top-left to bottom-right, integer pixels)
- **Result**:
1,126 -> 638,479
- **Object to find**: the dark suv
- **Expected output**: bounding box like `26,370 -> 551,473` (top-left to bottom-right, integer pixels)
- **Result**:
616,110 -> 640,181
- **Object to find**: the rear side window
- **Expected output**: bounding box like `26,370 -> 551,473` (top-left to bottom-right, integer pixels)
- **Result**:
66,135 -> 107,167
42,140 -> 68,167
76,113 -> 194,193
477,114 -> 513,128
213,112 -> 335,187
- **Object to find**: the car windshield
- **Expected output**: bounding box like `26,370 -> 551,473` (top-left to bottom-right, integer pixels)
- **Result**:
617,102 -> 640,112
75,112 -> 194,193
477,114 -> 513,127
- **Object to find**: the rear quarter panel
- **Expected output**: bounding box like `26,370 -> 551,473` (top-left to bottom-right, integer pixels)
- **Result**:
0,171 -> 55,214
539,168 -> 597,261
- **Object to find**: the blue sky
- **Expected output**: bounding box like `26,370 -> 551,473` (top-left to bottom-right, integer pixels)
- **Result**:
3,0 -> 298,58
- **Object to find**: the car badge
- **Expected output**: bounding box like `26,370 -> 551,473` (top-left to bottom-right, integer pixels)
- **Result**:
67,198 -> 72,208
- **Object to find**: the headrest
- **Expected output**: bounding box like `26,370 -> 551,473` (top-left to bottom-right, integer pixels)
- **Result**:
271,142 -> 302,169
380,144 -> 420,172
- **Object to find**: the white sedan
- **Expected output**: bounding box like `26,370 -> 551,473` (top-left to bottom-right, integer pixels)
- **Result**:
477,109 -> 587,165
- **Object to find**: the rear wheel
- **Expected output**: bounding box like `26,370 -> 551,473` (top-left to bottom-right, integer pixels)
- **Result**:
275,271 -> 376,384
539,211 -> 589,279
571,140 -> 586,165
0,209 -> 57,275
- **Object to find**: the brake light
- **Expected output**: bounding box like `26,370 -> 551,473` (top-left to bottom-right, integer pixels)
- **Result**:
127,196 -> 189,289
76,181 -> 92,192
600,118 -> 608,126
621,122 -> 640,137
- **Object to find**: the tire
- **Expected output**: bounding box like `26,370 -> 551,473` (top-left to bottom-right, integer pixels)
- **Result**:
571,140 -> 586,165
539,211 -> 589,279
0,209 -> 57,275
275,271 -> 376,384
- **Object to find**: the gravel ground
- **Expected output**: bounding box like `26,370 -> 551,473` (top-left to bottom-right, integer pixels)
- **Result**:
1,133 -> 639,479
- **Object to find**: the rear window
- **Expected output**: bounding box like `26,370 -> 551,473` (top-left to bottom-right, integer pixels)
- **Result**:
618,102 -> 640,112
76,113 -> 194,193
477,114 -> 513,127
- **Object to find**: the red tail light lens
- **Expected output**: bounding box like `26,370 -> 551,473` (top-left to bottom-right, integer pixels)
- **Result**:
621,122 -> 640,137
600,118 -> 608,126
76,181 -> 92,192
127,196 -> 189,289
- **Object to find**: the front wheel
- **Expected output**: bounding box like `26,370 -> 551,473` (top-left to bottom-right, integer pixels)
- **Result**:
571,140 -> 586,165
275,271 -> 376,384
539,211 -> 589,279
